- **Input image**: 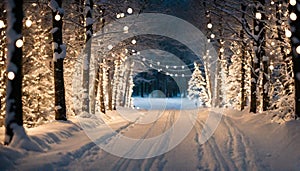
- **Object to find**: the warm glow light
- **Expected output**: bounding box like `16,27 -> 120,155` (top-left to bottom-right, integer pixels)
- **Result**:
131,39 -> 137,44
0,20 -> 5,29
15,39 -> 23,48
290,12 -> 297,21
296,45 -> 300,54
127,8 -> 133,14
290,0 -> 297,6
269,65 -> 274,70
207,23 -> 212,29
8,72 -> 15,80
210,34 -> 215,39
271,1 -> 274,5
55,14 -> 61,21
256,12 -> 262,20
285,29 -> 292,38
108,44 -> 113,50
123,26 -> 129,32
220,47 -> 225,53
271,42 -> 275,46
120,13 -> 125,18
25,19 -> 32,27
116,13 -> 121,18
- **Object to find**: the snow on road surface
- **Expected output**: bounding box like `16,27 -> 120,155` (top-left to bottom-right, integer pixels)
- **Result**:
1,105 -> 300,170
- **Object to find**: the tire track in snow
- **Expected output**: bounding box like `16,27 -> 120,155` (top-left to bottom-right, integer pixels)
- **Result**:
195,119 -> 230,171
111,110 -> 175,171
223,117 -> 263,171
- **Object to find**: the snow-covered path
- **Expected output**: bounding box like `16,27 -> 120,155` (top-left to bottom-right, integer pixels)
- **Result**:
1,108 -> 300,171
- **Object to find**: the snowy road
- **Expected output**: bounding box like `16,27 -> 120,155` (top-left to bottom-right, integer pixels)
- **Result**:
2,108 -> 300,170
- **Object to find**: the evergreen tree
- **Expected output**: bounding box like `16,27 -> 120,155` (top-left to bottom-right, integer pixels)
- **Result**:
188,63 -> 210,107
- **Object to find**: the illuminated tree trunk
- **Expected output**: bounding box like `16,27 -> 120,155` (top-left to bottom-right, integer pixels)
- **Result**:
82,0 -> 93,113
289,0 -> 300,118
4,0 -> 24,145
99,62 -> 105,114
50,0 -> 67,120
240,4 -> 247,111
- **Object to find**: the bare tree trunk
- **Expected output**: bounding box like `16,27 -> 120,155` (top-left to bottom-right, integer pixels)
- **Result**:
4,0 -> 24,145
289,1 -> 300,118
50,0 -> 67,120
240,4 -> 247,111
99,61 -> 105,114
82,0 -> 93,113
107,62 -> 113,110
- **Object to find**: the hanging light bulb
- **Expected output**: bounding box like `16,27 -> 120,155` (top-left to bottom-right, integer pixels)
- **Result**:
255,12 -> 262,20
55,14 -> 61,21
285,28 -> 292,38
123,26 -> 129,32
210,34 -> 215,39
16,39 -> 23,48
207,23 -> 212,29
290,0 -> 297,6
220,47 -> 225,53
7,72 -> 15,80
107,44 -> 113,50
25,19 -> 32,27
290,12 -> 297,21
120,13 -> 125,18
0,20 -> 5,29
127,7 -> 133,14
131,39 -> 136,44
296,45 -> 300,54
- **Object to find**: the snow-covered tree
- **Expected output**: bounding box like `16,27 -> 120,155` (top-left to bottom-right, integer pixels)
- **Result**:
49,0 -> 67,120
5,0 -> 25,145
188,63 -> 210,107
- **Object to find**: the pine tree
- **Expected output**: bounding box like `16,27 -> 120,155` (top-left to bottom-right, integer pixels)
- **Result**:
188,63 -> 210,107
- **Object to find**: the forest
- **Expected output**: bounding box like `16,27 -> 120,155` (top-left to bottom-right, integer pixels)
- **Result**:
1,0 -> 300,169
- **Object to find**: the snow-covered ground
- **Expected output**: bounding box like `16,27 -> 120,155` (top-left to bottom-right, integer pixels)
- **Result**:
1,99 -> 300,170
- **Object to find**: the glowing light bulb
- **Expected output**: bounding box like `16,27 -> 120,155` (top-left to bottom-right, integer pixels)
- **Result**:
123,26 -> 129,32
220,47 -> 225,53
120,13 -> 125,18
207,23 -> 212,29
8,72 -> 15,80
0,20 -> 5,29
290,12 -> 297,21
108,44 -> 113,50
290,0 -> 297,6
55,14 -> 61,21
15,39 -> 23,48
271,42 -> 275,46
25,19 -> 32,27
271,1 -> 274,5
256,12 -> 262,20
285,29 -> 292,38
127,8 -> 133,14
210,34 -> 215,39
131,39 -> 136,44
269,65 -> 274,70
296,45 -> 300,54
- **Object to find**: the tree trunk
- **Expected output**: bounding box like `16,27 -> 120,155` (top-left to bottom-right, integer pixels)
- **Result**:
82,0 -> 93,113
107,64 -> 113,110
5,0 -> 24,145
99,62 -> 105,114
289,1 -> 300,118
51,0 -> 67,120
240,4 -> 247,111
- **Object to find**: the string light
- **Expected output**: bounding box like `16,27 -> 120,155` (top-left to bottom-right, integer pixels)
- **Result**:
120,13 -> 125,18
7,72 -> 15,80
127,8 -> 133,14
116,14 -> 121,18
271,1 -> 274,5
0,20 -> 5,29
131,39 -> 136,44
290,12 -> 297,21
207,23 -> 212,29
107,44 -> 113,50
285,29 -> 292,38
25,19 -> 32,27
220,47 -> 225,53
123,26 -> 129,32
210,34 -> 215,39
16,39 -> 23,48
290,0 -> 297,6
55,14 -> 61,21
255,12 -> 262,20
296,45 -> 300,54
